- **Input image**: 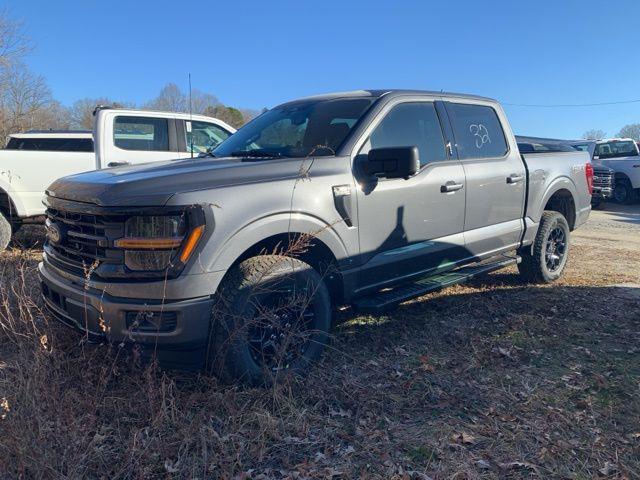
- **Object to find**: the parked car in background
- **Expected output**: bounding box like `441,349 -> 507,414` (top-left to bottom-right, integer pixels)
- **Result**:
569,140 -> 615,208
516,136 -> 613,208
39,90 -> 592,384
572,138 -> 640,204
0,108 -> 235,249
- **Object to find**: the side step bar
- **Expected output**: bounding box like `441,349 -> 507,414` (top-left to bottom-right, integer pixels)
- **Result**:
353,255 -> 520,313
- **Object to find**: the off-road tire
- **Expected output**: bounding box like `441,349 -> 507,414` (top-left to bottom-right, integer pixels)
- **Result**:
0,212 -> 11,251
207,255 -> 331,386
518,211 -> 570,284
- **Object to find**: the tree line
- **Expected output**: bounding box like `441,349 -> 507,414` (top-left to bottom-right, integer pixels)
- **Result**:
0,11 -> 258,142
583,125 -> 640,141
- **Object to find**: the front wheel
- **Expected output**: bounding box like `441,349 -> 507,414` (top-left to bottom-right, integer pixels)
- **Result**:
518,211 -> 570,284
0,212 -> 11,251
207,255 -> 332,386
614,180 -> 633,204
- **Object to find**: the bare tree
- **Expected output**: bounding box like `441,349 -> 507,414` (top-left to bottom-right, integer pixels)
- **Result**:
69,97 -> 134,129
582,129 -> 605,140
144,83 -> 187,112
617,123 -> 640,141
144,83 -> 220,114
190,89 -> 220,114
0,63 -> 54,139
0,10 -> 30,70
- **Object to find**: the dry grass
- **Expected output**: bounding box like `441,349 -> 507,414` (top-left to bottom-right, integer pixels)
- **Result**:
1,221 -> 639,479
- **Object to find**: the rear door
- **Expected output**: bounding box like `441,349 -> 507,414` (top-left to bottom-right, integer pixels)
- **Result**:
444,101 -> 525,258
353,98 -> 467,293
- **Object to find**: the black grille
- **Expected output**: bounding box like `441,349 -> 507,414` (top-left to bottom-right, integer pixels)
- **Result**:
45,207 -> 125,274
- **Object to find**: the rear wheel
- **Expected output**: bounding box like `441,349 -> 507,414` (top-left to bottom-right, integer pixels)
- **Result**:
518,211 -> 570,284
208,255 -> 332,386
0,212 -> 11,251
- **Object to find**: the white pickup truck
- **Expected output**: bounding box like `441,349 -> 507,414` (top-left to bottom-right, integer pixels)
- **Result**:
0,108 -> 235,249
572,137 -> 640,203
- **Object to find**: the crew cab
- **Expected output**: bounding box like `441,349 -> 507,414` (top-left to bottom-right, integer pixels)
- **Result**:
0,108 -> 235,249
39,90 -> 592,385
572,138 -> 640,204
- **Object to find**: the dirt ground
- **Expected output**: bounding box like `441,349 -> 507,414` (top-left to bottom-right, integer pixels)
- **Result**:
0,204 -> 639,479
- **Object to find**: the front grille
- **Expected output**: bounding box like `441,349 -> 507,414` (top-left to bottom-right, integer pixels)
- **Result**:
593,170 -> 614,188
45,207 -> 126,275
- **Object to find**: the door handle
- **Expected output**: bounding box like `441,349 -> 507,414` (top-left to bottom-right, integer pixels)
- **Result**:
107,161 -> 130,167
440,181 -> 464,193
507,174 -> 524,184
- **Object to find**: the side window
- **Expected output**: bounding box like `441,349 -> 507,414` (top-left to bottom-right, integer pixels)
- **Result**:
364,102 -> 447,167
186,121 -> 232,154
114,116 -> 169,151
448,103 -> 508,159
5,138 -> 94,151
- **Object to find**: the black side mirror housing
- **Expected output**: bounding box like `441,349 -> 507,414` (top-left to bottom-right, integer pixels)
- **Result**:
363,146 -> 420,179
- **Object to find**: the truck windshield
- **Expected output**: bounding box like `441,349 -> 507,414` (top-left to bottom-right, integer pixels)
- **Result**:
595,140 -> 639,159
213,98 -> 374,158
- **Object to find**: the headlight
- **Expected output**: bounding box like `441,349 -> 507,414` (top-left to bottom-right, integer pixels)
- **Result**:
114,215 -> 204,271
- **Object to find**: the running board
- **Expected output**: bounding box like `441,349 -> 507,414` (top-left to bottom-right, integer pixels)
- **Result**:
353,255 -> 520,313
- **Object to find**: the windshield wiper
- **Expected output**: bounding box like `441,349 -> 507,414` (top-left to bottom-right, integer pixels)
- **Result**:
230,149 -> 284,158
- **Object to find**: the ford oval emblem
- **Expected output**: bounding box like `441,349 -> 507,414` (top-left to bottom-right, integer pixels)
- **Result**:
46,221 -> 63,244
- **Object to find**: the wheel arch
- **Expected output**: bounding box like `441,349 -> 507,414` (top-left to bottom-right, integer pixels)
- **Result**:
543,188 -> 576,230
0,185 -> 24,221
207,213 -> 349,303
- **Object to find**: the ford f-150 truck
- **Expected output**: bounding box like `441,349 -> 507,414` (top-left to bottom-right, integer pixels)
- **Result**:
571,138 -> 640,204
0,108 -> 235,250
39,90 -> 592,385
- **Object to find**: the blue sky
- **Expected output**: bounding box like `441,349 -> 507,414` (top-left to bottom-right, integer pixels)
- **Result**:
4,0 -> 640,138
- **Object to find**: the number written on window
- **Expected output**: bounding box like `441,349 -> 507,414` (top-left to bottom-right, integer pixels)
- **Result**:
448,104 -> 507,159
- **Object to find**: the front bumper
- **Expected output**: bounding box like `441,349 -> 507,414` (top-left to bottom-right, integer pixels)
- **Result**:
592,186 -> 614,199
39,261 -> 214,370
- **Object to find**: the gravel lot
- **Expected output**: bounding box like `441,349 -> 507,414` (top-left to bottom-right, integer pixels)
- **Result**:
1,204 -> 639,479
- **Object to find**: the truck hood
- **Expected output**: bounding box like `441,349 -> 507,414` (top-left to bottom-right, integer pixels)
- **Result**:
46,156 -> 305,206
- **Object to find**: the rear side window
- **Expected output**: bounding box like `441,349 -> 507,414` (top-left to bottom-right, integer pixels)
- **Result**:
448,103 -> 508,159
5,137 -> 94,152
365,102 -> 447,167
114,116 -> 169,151
186,121 -> 231,154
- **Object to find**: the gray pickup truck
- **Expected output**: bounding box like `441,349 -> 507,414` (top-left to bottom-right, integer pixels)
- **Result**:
39,90 -> 592,384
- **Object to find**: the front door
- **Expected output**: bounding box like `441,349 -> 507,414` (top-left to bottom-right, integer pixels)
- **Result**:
353,99 -> 467,294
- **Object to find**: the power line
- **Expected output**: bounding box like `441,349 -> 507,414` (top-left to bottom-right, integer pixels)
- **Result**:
503,98 -> 640,108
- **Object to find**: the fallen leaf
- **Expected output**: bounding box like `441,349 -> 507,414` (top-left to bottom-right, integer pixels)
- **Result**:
451,432 -> 476,445
599,461 -> 618,476
418,355 -> 436,372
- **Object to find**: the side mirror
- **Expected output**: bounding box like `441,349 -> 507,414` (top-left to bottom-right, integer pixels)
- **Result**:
363,146 -> 420,179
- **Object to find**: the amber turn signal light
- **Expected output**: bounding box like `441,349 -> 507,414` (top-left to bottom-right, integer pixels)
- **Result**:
179,225 -> 205,263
